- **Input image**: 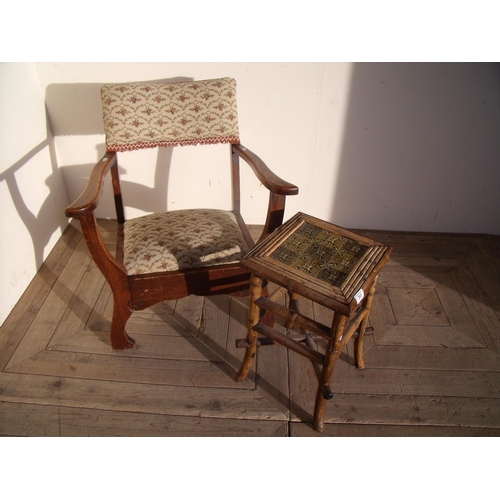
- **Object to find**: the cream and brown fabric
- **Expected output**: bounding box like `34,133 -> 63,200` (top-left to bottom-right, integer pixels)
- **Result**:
101,78 -> 240,152
123,209 -> 250,276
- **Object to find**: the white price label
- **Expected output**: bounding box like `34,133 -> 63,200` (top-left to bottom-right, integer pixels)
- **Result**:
354,289 -> 365,304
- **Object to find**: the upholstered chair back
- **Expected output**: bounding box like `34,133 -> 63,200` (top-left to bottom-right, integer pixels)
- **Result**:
101,77 -> 240,152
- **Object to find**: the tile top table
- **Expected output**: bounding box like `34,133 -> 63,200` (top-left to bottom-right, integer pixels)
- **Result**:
235,212 -> 393,432
242,212 -> 392,315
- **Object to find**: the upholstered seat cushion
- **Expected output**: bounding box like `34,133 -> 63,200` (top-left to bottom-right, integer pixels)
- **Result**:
123,209 -> 251,276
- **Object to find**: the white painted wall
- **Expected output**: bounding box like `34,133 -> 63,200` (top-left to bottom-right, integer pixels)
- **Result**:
36,62 -> 500,234
0,63 -> 69,326
323,63 -> 500,233
35,62 -> 319,223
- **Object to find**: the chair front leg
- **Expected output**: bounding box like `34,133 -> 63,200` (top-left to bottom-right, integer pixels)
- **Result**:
110,291 -> 136,350
79,214 -> 136,350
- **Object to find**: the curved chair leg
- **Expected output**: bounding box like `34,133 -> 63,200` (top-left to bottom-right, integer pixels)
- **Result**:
235,274 -> 263,382
110,295 -> 136,350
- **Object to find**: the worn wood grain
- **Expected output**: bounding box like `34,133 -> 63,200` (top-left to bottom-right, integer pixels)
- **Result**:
298,393 -> 500,429
378,271 -> 442,289
452,262 -> 500,353
369,282 -> 397,344
0,372 -> 286,420
225,296 -> 251,373
463,247 -> 500,320
198,294 -> 231,359
255,292 -> 290,418
478,235 -> 500,282
0,225 -> 82,370
331,365 -> 500,399
291,422 -> 500,437
382,242 -> 478,259
434,273 -> 486,345
48,330 -> 224,362
49,261 -> 107,346
0,401 -> 60,436
384,256 -> 460,273
288,349 -> 320,421
58,408 -> 288,437
365,345 -> 500,371
84,281 -> 113,332
2,222 -> 500,435
387,287 -> 449,326
376,325 -> 484,348
8,349 -> 252,388
171,294 -> 204,336
5,237 -> 93,370
353,230 -> 483,247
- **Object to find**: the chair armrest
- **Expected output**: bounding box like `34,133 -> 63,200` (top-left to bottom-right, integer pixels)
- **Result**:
65,152 -> 117,218
233,144 -> 298,196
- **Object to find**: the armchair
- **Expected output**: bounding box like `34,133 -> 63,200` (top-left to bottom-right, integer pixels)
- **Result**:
65,77 -> 298,350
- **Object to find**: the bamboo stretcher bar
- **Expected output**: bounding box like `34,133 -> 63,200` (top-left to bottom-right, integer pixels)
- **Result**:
253,322 -> 326,366
255,296 -> 332,340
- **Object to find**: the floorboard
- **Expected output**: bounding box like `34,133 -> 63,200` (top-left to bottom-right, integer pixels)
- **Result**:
1,221 -> 500,436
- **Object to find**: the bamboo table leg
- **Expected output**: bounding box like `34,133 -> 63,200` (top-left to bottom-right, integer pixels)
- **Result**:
235,274 -> 263,382
235,279 -> 380,432
313,313 -> 348,432
355,278 -> 377,370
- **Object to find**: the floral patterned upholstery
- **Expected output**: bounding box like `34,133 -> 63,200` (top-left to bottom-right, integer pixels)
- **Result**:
101,77 -> 240,152
123,209 -> 251,276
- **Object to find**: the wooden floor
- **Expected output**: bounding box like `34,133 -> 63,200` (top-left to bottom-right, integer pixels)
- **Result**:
1,219 -> 500,437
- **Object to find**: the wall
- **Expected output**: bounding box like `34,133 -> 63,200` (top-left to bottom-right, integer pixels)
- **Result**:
36,62 -> 500,234
0,63 -> 69,326
328,63 -> 500,233
35,62 -> 324,224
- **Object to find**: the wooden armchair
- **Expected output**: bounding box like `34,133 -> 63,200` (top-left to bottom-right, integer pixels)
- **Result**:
65,77 -> 298,350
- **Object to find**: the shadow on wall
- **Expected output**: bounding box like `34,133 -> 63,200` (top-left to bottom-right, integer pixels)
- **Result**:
331,62 -> 500,234
46,76 -> 193,217
45,76 -> 193,136
59,145 -> 174,217
0,115 -> 66,270
1,76 -> 193,276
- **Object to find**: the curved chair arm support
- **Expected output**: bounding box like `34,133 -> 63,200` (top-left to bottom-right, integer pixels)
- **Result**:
65,152 -> 117,218
79,213 -> 128,276
233,144 -> 298,196
64,152 -> 127,285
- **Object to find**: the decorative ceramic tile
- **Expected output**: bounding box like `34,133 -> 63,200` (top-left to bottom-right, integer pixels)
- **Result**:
270,222 -> 369,287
